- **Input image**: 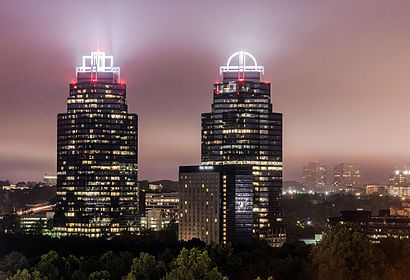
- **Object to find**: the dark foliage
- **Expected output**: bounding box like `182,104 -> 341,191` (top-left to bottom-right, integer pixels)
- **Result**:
1,226 -> 410,279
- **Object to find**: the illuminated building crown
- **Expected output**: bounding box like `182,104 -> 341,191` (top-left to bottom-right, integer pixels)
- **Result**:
76,50 -> 120,80
220,51 -> 264,75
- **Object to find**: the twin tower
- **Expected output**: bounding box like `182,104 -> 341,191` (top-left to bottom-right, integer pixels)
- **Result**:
54,51 -> 285,247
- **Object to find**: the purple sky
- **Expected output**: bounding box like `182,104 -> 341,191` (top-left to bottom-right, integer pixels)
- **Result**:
1,1 -> 410,183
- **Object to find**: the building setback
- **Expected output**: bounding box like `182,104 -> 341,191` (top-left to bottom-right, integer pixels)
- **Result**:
200,51 -> 285,246
179,165 -> 253,244
54,51 -> 138,237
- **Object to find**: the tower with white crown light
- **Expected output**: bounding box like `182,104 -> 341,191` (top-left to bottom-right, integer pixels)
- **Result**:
201,51 -> 286,246
54,51 -> 138,237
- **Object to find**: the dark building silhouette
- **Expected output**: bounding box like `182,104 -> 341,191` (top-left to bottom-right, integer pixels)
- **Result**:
54,51 -> 138,237
200,51 -> 285,246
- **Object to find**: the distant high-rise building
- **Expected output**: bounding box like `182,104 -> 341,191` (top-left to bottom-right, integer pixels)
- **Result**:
179,165 -> 253,245
54,51 -> 138,237
388,169 -> 410,197
200,51 -> 285,246
302,162 -> 327,189
333,163 -> 361,190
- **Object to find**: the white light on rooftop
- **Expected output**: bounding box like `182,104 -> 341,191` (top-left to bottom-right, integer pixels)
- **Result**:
220,51 -> 264,74
76,50 -> 120,78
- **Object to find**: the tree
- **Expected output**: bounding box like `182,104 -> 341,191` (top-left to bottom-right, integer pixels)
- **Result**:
275,255 -> 309,280
63,255 -> 82,278
0,251 -> 29,275
99,251 -> 134,280
35,251 -> 62,280
8,269 -> 41,280
125,252 -> 166,280
206,244 -> 242,279
87,271 -> 110,280
72,270 -> 87,280
310,224 -> 379,280
163,248 -> 228,280
376,238 -> 410,280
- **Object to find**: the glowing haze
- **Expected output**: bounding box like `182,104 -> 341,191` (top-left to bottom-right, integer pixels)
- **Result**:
1,0 -> 410,183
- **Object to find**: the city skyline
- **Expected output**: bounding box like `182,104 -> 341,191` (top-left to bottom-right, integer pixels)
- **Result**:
1,1 -> 410,183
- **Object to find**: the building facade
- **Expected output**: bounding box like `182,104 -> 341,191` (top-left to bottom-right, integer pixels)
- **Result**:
328,210 -> 410,241
20,211 -> 54,235
365,184 -> 387,196
43,175 -> 57,187
179,165 -> 253,244
179,167 -> 220,244
141,192 -> 179,231
54,51 -> 138,237
389,169 -> 410,197
333,163 -> 361,190
302,162 -> 327,190
200,51 -> 285,246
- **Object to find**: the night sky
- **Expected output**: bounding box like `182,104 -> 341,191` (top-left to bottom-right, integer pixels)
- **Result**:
1,0 -> 410,183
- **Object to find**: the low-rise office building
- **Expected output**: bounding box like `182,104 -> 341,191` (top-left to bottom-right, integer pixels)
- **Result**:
141,192 -> 179,231
327,209 -> 410,241
20,211 -> 54,234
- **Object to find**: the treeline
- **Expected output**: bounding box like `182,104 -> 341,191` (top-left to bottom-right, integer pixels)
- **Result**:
1,224 -> 410,280
0,224 -> 309,280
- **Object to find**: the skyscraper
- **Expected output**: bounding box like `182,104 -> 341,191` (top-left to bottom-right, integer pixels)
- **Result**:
302,162 -> 327,190
333,163 -> 361,190
54,51 -> 138,237
201,51 -> 285,246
